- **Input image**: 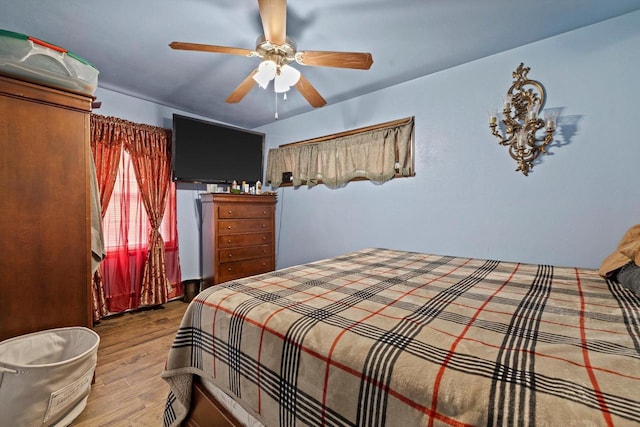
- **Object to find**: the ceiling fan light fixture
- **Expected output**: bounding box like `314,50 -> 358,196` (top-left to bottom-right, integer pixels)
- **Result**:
170,1 -> 369,109
253,60 -> 277,88
274,64 -> 300,93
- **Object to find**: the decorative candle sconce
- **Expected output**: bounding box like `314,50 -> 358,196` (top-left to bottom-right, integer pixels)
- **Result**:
489,63 -> 557,176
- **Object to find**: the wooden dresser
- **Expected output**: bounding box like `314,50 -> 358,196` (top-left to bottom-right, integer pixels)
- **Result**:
0,75 -> 92,341
201,193 -> 276,288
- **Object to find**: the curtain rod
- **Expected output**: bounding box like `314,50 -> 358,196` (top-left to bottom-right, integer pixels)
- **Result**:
279,116 -> 414,148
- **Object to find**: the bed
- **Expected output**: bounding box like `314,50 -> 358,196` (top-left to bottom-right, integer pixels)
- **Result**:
162,247 -> 640,426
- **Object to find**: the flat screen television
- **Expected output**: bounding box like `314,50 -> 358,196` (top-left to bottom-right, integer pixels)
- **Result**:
172,114 -> 265,184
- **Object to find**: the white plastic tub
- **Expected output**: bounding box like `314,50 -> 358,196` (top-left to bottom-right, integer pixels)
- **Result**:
0,29 -> 99,95
0,327 -> 100,426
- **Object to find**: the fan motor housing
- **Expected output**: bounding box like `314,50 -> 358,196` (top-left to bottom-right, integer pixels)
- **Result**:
255,35 -> 296,65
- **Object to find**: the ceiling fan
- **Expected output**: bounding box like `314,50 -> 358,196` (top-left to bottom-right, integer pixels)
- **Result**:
169,0 -> 373,109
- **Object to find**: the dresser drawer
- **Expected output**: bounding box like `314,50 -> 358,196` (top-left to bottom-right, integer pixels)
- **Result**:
218,232 -> 272,248
216,257 -> 274,282
201,193 -> 277,289
218,203 -> 273,219
219,244 -> 273,263
218,219 -> 272,235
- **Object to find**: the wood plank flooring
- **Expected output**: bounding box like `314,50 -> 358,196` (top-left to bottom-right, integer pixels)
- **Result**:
72,300 -> 189,426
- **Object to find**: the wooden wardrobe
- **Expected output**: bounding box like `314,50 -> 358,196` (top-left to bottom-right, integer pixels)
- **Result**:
0,74 -> 93,342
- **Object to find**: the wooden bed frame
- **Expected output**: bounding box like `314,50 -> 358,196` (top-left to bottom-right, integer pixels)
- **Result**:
182,379 -> 242,427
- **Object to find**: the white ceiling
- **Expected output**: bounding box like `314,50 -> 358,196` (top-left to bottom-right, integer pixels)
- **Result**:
2,0 -> 640,129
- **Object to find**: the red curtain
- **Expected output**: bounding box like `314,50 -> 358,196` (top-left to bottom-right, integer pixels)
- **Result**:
126,124 -> 174,307
91,115 -> 181,316
90,115 -> 128,320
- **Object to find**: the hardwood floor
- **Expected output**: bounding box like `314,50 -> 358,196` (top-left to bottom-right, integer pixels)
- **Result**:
72,300 -> 189,426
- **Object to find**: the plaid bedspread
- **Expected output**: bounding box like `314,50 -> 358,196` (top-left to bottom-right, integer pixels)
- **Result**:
162,248 -> 640,426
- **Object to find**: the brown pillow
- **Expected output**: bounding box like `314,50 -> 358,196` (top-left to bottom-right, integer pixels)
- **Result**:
619,235 -> 640,261
598,224 -> 640,277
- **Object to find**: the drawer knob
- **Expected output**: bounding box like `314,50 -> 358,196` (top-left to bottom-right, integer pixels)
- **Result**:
227,239 -> 232,243
228,267 -> 232,272
261,224 -> 266,228
262,236 -> 266,240
227,225 -> 232,229
228,254 -> 233,258
263,211 -> 267,215
228,210 -> 232,214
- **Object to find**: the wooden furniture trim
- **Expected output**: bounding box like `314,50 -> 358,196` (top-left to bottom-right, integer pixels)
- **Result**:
81,101 -> 92,327
183,380 -> 241,427
202,193 -> 276,204
279,116 -> 413,148
0,74 -> 92,112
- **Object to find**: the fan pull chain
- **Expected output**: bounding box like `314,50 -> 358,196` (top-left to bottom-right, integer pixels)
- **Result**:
274,90 -> 278,119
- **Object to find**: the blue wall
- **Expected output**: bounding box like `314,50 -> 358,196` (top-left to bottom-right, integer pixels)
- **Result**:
96,10 -> 640,278
256,11 -> 640,270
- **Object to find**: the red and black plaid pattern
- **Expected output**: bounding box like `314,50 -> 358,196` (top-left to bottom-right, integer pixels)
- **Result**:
162,248 -> 640,426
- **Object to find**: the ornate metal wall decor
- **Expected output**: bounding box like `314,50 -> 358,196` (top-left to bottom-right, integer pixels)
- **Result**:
489,63 -> 557,176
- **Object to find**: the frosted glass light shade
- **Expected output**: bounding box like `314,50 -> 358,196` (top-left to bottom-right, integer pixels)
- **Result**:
274,64 -> 301,93
253,60 -> 277,89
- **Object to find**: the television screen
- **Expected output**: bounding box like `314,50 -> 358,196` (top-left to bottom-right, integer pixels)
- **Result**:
172,114 -> 265,184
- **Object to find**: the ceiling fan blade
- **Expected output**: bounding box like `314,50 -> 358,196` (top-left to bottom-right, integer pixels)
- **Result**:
295,74 -> 326,108
258,0 -> 287,45
296,50 -> 373,70
226,69 -> 258,103
169,41 -> 253,56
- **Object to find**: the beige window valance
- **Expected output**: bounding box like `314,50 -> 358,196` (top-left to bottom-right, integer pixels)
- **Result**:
266,116 -> 414,188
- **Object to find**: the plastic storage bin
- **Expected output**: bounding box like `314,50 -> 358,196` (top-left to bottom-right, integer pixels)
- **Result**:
0,327 -> 100,426
0,29 -> 98,95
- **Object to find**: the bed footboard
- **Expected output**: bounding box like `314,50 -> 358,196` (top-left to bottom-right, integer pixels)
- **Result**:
182,380 -> 241,427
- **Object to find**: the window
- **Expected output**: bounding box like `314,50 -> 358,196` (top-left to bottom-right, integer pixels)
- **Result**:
101,149 -> 181,312
103,150 -> 178,250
